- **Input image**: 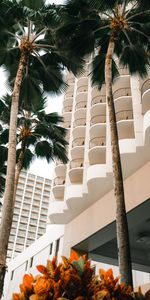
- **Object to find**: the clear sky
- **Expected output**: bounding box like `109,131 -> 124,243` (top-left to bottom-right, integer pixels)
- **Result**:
0,0 -> 65,180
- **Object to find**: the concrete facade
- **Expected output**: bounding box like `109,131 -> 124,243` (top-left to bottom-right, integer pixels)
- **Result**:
3,62 -> 150,297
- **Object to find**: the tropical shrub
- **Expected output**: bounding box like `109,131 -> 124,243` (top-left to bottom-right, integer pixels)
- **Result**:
12,252 -> 150,300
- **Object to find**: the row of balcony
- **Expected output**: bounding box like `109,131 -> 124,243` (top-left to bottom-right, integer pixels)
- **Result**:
65,71 -> 150,116
64,109 -> 133,128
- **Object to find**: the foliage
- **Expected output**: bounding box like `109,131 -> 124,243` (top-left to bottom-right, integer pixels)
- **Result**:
12,252 -> 150,300
0,93 -> 68,169
57,0 -> 150,87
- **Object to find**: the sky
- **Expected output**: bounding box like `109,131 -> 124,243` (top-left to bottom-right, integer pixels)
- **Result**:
0,0 -> 65,179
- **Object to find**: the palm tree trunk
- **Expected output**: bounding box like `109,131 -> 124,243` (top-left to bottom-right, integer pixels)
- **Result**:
0,52 -> 27,298
105,37 -> 133,288
13,145 -> 25,199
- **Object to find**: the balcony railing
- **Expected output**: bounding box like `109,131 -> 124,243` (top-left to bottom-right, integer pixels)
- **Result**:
65,91 -> 74,98
116,110 -> 133,122
75,101 -> 87,110
91,95 -> 106,106
73,118 -> 86,127
90,115 -> 106,125
72,137 -> 85,147
141,79 -> 150,96
77,85 -> 88,93
118,67 -> 129,76
67,78 -> 75,84
63,105 -> 72,113
89,137 -> 106,148
113,87 -> 131,100
70,158 -> 84,168
63,122 -> 71,128
54,177 -> 65,186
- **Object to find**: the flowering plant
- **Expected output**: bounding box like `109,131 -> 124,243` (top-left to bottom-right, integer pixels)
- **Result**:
12,252 -> 150,300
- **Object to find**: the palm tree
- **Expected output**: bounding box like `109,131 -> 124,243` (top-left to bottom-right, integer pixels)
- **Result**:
0,0 -> 83,294
57,0 -> 150,287
0,93 -> 68,198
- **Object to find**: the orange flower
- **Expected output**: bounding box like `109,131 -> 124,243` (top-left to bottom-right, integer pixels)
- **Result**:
36,265 -> 48,276
34,277 -> 52,295
69,251 -> 79,263
20,273 -> 34,295
12,293 -> 21,300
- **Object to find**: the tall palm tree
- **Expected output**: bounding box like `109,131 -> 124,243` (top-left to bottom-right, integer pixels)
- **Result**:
0,93 -> 68,198
57,0 -> 150,287
0,0 -> 83,294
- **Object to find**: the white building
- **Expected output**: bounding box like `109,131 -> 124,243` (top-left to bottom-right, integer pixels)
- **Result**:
3,61 -> 150,297
7,170 -> 51,260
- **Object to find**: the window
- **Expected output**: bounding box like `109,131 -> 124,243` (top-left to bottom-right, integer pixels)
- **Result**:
55,239 -> 60,257
49,243 -> 53,255
30,257 -> 34,268
11,271 -> 14,281
25,261 -> 28,271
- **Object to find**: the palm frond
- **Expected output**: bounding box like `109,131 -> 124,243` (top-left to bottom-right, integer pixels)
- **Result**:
0,129 -> 9,145
35,140 -> 53,162
20,0 -> 46,11
120,45 -> 149,78
90,52 -> 119,89
16,148 -> 34,170
53,141 -> 68,164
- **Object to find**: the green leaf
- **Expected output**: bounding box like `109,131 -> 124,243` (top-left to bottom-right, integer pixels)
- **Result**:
20,0 -> 46,11
72,257 -> 85,276
120,45 -> 149,78
16,148 -> 34,170
0,129 -> 9,145
35,140 -> 53,162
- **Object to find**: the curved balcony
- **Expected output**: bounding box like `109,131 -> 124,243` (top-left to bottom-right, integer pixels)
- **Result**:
116,110 -> 134,139
63,105 -> 72,113
73,118 -> 86,127
69,158 -> 84,183
118,67 -> 129,76
54,177 -> 65,186
63,97 -> 73,107
113,87 -> 131,100
65,91 -> 74,98
77,77 -> 88,89
90,114 -> 106,126
52,177 -> 65,199
68,78 -> 75,84
72,126 -> 85,141
63,121 -> 71,129
116,110 -> 133,122
70,158 -> 83,168
77,85 -> 88,94
71,143 -> 84,160
92,95 -> 106,106
55,163 -> 67,177
141,79 -> 150,114
75,100 -> 87,110
89,136 -> 106,148
75,91 -> 87,105
72,137 -> 85,147
90,123 -> 106,140
89,140 -> 106,165
92,86 -> 106,100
